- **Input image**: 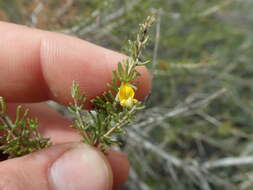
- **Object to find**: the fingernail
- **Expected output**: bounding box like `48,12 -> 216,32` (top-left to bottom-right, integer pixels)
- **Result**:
49,144 -> 112,190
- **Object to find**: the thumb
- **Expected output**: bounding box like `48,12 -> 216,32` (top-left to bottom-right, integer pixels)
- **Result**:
0,143 -> 113,190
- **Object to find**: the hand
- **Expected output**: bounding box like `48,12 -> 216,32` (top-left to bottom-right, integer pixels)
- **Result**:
0,22 -> 151,190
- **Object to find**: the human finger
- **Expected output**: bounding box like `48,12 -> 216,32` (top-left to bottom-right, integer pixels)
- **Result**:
0,143 -> 113,190
0,22 -> 151,105
6,102 -> 130,189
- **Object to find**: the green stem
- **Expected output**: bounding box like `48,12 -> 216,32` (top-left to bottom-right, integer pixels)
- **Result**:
0,114 -> 17,139
103,106 -> 136,138
74,100 -> 92,145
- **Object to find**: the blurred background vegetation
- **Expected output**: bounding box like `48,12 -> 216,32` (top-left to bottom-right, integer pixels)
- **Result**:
1,0 -> 253,189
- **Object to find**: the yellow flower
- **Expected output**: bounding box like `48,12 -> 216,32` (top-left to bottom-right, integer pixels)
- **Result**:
117,83 -> 138,107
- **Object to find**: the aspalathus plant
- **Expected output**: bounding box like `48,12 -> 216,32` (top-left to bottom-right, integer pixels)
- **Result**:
0,97 -> 51,158
0,16 -> 154,159
68,16 -> 155,152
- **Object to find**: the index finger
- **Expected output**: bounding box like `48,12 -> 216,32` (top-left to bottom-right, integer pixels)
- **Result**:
0,22 -> 151,105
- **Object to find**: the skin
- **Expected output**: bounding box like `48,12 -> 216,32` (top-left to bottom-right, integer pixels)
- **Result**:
0,22 -> 151,190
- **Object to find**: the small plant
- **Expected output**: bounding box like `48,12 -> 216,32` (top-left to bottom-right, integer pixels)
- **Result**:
68,16 -> 155,152
0,16 -> 154,158
0,97 -> 51,158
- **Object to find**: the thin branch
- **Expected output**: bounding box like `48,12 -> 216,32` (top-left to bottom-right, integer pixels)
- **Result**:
103,106 -> 136,137
203,156 -> 253,169
54,0 -> 73,19
0,115 -> 16,138
133,88 -> 227,129
127,129 -> 182,167
198,0 -> 233,17
129,168 -> 153,190
152,9 -> 161,71
29,0 -> 45,27
73,100 -> 92,144
59,0 -> 140,35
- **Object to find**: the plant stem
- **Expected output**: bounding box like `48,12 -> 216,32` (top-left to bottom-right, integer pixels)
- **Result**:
0,114 -> 16,139
103,106 -> 136,137
73,99 -> 92,145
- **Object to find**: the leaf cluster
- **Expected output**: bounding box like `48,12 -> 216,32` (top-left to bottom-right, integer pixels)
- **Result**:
109,16 -> 155,89
69,16 -> 154,152
0,97 -> 51,158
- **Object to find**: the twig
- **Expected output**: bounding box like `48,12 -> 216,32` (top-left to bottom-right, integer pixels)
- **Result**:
129,168 -> 153,190
103,106 -> 136,137
152,9 -> 161,71
203,156 -> 253,169
73,99 -> 91,144
54,0 -> 73,19
59,0 -> 140,35
197,110 -> 222,127
29,0 -> 45,27
0,115 -> 16,138
133,88 -> 227,129
198,0 -> 233,17
128,129 -> 182,166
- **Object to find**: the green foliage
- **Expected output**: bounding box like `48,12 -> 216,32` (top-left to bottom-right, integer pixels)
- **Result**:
1,1 -> 253,189
109,16 -> 155,87
0,97 -> 51,158
68,16 -> 154,152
